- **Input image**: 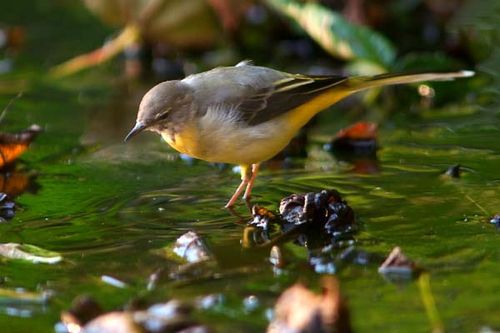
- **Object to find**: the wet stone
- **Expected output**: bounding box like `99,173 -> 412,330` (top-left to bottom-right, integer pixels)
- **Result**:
195,294 -> 224,310
0,192 -> 15,222
173,231 -> 212,263
489,214 -> 500,228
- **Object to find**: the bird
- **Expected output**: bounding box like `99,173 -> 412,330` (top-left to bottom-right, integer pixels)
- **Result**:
125,61 -> 474,207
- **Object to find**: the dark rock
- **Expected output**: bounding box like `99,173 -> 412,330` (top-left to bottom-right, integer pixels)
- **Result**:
444,164 -> 461,178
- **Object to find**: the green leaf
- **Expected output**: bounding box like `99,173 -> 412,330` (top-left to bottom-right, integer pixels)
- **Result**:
266,0 -> 396,68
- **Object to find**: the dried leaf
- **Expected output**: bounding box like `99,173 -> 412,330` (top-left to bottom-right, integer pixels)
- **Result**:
0,124 -> 41,169
378,247 -> 421,281
329,122 -> 378,154
0,171 -> 37,197
335,122 -> 378,140
268,277 -> 351,333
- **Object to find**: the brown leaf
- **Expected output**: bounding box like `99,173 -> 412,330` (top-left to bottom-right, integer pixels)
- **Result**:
378,246 -> 422,281
0,124 -> 41,169
0,171 -> 37,197
268,277 -> 352,333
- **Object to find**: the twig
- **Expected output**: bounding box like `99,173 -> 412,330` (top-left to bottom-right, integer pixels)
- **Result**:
49,24 -> 141,78
0,91 -> 23,125
418,272 -> 444,333
464,193 -> 490,216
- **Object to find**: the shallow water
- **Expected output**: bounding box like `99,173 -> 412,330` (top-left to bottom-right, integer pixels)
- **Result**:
1,2 -> 500,333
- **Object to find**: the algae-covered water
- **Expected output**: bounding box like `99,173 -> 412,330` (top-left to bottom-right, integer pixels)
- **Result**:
0,2 -> 499,332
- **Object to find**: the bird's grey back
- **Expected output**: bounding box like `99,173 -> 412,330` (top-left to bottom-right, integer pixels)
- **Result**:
181,65 -> 286,109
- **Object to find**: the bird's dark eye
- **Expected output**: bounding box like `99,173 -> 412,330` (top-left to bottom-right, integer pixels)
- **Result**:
156,108 -> 171,121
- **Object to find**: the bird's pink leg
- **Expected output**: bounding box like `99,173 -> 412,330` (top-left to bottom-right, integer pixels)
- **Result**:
225,178 -> 248,208
225,165 -> 251,208
243,163 -> 260,200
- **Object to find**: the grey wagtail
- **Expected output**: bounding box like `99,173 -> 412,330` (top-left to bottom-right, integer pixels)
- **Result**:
124,61 -> 474,207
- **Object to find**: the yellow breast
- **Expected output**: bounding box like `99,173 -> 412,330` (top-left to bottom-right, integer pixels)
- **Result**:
161,122 -> 203,158
159,88 -> 351,165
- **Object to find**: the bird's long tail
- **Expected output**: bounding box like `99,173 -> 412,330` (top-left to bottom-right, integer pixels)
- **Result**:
346,70 -> 475,92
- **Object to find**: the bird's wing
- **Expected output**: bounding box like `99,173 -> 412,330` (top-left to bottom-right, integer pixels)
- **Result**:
238,73 -> 347,125
184,65 -> 346,125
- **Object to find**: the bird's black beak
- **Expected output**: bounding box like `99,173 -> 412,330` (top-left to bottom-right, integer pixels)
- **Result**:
124,121 -> 147,142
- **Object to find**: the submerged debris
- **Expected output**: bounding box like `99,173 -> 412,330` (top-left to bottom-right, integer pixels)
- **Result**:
59,297 -> 210,333
0,193 -> 15,222
245,189 -> 356,256
0,243 -> 62,264
280,189 -> 355,235
378,247 -> 421,281
267,277 -> 351,333
250,205 -> 279,229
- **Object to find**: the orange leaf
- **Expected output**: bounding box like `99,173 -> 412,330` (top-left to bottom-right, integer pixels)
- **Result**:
335,121 -> 378,140
0,124 -> 41,169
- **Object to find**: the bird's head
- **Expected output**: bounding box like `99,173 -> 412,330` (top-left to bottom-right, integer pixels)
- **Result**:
124,81 -> 192,141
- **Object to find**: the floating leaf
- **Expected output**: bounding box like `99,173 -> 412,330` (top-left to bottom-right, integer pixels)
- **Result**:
0,243 -> 62,264
0,124 -> 42,169
266,0 -> 396,69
